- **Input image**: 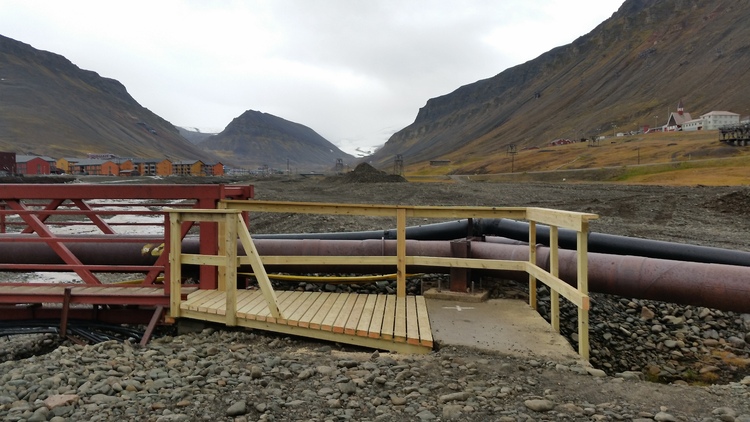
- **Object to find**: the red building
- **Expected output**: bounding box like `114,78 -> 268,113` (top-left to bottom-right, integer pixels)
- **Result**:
16,155 -> 52,175
0,152 -> 16,175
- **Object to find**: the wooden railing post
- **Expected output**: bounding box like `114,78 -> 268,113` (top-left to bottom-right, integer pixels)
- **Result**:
168,211 -> 182,319
528,220 -> 537,310
549,225 -> 560,333
577,221 -> 590,360
216,201 -> 228,292
224,212 -> 238,326
396,207 -> 407,297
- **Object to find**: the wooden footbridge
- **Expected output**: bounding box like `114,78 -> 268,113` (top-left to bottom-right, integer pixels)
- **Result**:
0,184 -> 597,358
167,201 -> 597,356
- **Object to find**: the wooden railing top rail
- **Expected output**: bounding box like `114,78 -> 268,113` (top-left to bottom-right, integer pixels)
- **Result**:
221,200 -> 597,231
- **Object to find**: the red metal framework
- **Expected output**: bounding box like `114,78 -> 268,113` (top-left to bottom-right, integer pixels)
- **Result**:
0,184 -> 253,291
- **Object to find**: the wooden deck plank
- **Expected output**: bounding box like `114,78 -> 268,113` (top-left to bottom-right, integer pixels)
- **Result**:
181,289 -> 214,307
236,290 -> 266,317
235,290 -> 259,311
356,295 -> 378,337
178,291 -> 434,355
381,295 -> 396,340
332,294 -> 359,334
265,291 -> 300,323
320,293 -> 349,331
344,294 -> 369,335
310,293 -> 340,330
394,296 -> 407,342
415,296 -> 433,347
287,292 -> 321,326
185,291 -> 220,312
84,287 -> 156,297
93,287 -> 129,296
249,290 -> 293,321
210,295 -> 227,316
277,292 -> 307,324
231,315 -> 432,355
197,292 -> 225,313
2,285 -> 51,294
368,295 -> 387,338
297,292 -> 328,328
243,290 -> 273,313
122,287 -> 152,295
406,296 -> 420,345
76,286 -> 106,294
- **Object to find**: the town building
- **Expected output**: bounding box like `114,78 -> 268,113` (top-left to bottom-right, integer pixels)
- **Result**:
16,155 -> 56,175
665,100 -> 693,131
700,111 -> 741,130
0,151 -> 17,175
172,160 -> 204,176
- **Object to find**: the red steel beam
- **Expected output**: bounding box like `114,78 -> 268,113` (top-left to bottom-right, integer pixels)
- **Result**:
0,305 -> 163,324
0,184 -> 254,289
4,199 -> 101,284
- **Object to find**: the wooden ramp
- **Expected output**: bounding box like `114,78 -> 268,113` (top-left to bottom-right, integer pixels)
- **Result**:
178,289 -> 434,354
0,283 -> 195,306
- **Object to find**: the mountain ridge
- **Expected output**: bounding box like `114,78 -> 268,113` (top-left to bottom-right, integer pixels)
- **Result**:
0,35 -> 351,171
198,110 -> 355,171
367,0 -> 750,174
0,34 -> 222,162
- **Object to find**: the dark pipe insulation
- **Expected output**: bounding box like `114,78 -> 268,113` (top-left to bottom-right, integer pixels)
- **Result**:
254,218 -> 750,267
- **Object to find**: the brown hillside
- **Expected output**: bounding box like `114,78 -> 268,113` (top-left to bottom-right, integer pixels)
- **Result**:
368,0 -> 750,174
0,35 -> 221,162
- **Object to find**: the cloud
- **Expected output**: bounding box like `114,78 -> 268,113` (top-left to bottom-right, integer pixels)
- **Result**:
0,0 -> 623,155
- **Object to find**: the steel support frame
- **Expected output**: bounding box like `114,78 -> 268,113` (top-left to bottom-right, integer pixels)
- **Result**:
0,184 -> 253,290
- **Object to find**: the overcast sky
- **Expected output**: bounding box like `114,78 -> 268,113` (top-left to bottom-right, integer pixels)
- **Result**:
1,0 -> 623,155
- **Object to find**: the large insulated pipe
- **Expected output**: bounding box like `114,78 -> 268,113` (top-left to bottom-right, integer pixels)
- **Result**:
225,239 -> 750,313
5,217 -> 748,267
255,218 -> 750,267
3,235 -> 747,313
475,219 -> 750,268
252,219 -> 471,241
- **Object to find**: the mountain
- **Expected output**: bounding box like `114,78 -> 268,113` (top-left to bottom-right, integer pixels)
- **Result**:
178,127 -> 216,145
198,110 -> 355,171
368,0 -> 750,173
0,35 -> 221,162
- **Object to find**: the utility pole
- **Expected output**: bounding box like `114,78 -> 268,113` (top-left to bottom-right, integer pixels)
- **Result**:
393,154 -> 403,176
507,144 -> 517,173
334,158 -> 344,174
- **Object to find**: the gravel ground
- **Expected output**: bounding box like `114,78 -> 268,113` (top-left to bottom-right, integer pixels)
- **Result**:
1,174 -> 750,421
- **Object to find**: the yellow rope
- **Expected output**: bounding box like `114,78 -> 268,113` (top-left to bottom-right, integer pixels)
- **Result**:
237,272 -> 422,285
111,273 -> 422,286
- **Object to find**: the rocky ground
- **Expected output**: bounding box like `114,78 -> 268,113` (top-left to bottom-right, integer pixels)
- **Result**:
1,172 -> 750,421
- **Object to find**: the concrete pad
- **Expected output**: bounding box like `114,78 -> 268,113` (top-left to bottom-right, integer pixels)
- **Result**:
423,288 -> 489,303
426,297 -> 581,362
